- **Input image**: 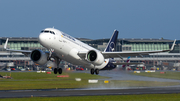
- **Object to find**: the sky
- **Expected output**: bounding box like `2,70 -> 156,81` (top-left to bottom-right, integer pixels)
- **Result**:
0,0 -> 180,40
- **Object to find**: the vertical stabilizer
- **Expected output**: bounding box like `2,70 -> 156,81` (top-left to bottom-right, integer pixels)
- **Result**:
104,30 -> 119,52
122,56 -> 131,68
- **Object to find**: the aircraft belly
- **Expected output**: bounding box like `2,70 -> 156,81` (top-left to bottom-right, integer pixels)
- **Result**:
55,43 -> 71,56
62,55 -> 90,66
55,46 -> 90,66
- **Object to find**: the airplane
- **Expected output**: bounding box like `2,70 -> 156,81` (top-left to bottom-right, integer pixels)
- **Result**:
121,56 -> 141,70
122,56 -> 131,68
115,56 -> 141,70
4,28 -> 176,75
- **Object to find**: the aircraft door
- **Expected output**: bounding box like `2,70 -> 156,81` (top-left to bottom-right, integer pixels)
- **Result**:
49,35 -> 55,48
59,34 -> 64,50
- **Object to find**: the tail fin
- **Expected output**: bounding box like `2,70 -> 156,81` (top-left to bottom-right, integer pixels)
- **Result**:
122,56 -> 131,68
126,56 -> 131,63
104,30 -> 119,52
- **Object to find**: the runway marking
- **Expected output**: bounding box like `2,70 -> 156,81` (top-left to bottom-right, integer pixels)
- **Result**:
1,87 -> 180,98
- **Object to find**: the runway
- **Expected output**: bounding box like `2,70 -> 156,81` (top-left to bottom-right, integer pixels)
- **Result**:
98,70 -> 180,83
0,87 -> 180,98
1,70 -> 180,98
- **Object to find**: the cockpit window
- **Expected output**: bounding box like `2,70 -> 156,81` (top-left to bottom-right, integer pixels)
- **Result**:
50,31 -> 55,34
41,30 -> 55,35
44,30 -> 50,33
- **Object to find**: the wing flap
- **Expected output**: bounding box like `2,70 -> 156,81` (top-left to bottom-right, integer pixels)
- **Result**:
5,49 -> 32,53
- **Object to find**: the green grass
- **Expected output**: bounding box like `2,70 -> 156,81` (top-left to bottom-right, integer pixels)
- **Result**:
0,71 -> 180,90
0,71 -> 106,80
1,94 -> 180,101
131,71 -> 180,80
0,71 -> 107,90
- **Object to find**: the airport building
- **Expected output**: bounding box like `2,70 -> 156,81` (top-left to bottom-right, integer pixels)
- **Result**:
0,37 -> 179,70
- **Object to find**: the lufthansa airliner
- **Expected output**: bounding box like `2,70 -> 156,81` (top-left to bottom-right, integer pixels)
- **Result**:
4,28 -> 176,75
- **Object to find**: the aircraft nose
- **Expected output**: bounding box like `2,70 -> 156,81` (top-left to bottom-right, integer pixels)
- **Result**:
38,33 -> 48,46
38,33 -> 44,43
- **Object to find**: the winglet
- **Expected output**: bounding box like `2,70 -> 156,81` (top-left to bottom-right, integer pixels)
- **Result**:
4,38 -> 9,49
170,39 -> 176,51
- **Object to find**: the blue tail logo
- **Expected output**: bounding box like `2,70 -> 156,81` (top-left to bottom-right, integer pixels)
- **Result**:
104,30 -> 119,52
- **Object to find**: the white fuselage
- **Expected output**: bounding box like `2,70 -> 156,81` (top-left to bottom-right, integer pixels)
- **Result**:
38,28 -> 109,69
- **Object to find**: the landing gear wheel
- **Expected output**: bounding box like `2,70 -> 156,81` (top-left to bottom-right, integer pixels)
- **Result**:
90,69 -> 94,75
54,68 -> 57,74
58,68 -> 62,74
95,69 -> 99,75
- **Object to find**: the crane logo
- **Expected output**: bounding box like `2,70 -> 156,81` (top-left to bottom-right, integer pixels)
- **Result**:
109,42 -> 115,52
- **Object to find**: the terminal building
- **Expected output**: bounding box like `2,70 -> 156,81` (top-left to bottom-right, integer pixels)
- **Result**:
0,37 -> 179,70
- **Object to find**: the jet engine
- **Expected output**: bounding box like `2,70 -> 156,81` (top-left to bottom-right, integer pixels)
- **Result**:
86,50 -> 104,65
30,49 -> 48,65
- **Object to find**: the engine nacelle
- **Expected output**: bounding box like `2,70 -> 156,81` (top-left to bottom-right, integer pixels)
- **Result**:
86,50 -> 104,65
30,49 -> 48,65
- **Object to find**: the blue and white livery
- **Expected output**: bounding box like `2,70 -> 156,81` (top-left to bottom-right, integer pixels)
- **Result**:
4,28 -> 176,75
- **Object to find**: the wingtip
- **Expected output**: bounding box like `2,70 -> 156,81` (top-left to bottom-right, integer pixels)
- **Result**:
4,38 -> 9,49
170,39 -> 176,51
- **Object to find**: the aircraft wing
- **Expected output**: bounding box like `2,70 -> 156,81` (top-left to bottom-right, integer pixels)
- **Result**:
4,38 -> 32,55
5,49 -> 32,56
102,39 -> 176,59
4,38 -> 53,57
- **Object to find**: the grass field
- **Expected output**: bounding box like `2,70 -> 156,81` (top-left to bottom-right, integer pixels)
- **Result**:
1,94 -> 180,101
131,71 -> 180,80
0,71 -> 108,90
0,71 -> 179,90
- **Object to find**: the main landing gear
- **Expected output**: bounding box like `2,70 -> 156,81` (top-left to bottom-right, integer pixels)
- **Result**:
90,68 -> 99,75
54,68 -> 62,74
54,57 -> 62,74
